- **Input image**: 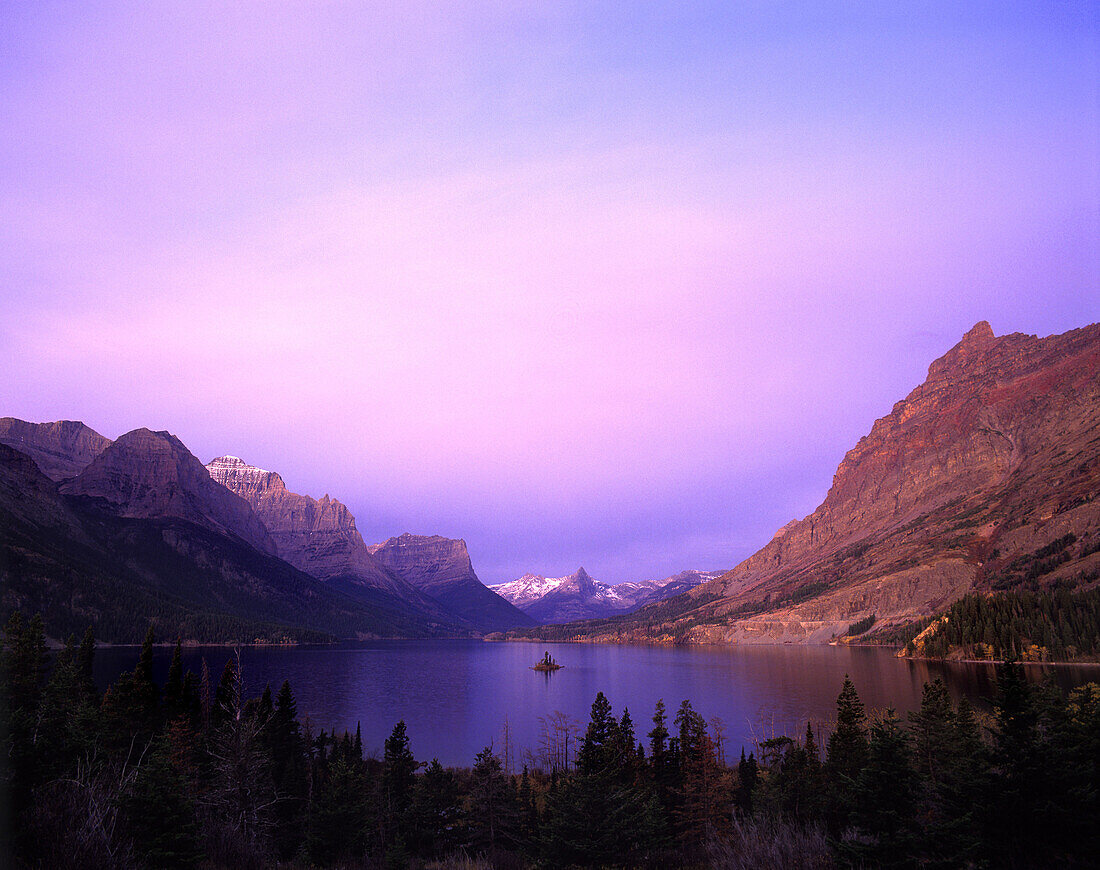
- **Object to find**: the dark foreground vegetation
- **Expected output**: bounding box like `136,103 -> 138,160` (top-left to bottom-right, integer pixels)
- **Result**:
3,613 -> 1099,869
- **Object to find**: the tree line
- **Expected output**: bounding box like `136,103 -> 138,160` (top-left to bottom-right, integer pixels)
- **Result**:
905,588 -> 1100,662
3,612 -> 1099,868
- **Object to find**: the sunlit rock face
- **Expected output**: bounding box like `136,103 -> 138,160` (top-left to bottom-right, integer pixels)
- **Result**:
61,428 -> 277,555
207,456 -> 395,589
368,533 -> 536,632
0,418 -> 112,482
559,321 -> 1100,644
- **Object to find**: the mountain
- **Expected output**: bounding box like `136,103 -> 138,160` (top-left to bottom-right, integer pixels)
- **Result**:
0,442 -> 446,643
206,456 -> 465,630
491,567 -> 716,623
615,570 -> 721,609
505,321 -> 1100,645
0,417 -> 112,481
61,429 -> 277,555
367,533 -> 535,632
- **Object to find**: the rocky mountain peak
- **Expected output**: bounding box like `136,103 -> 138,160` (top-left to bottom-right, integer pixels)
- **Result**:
926,320 -> 1003,382
0,417 -> 112,481
369,533 -> 534,632
62,428 -> 277,555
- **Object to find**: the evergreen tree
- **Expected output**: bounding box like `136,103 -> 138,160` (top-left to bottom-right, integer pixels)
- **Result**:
307,754 -> 368,865
76,625 -> 98,707
382,721 -> 418,848
908,680 -> 985,867
543,694 -> 667,866
120,740 -> 203,869
577,691 -> 618,776
674,700 -> 730,842
466,745 -> 520,854
825,674 -> 868,831
839,710 -> 919,869
409,758 -> 461,858
164,637 -> 184,722
735,748 -> 759,815
100,624 -> 159,745
202,655 -> 276,857
269,680 -> 308,859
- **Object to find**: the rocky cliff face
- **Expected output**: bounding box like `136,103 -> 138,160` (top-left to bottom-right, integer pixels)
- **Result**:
527,321 -> 1100,644
0,418 -> 112,481
61,429 -> 277,556
368,533 -> 535,631
206,456 -> 460,624
207,456 -> 392,586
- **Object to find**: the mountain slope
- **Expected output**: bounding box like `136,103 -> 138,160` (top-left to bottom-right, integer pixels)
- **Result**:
206,456 -> 466,630
507,321 -> 1100,644
62,429 -> 277,556
367,533 -> 535,632
0,417 -> 112,481
0,443 -> 443,643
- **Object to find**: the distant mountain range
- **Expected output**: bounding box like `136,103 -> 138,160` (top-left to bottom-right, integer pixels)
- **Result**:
0,418 -> 531,642
499,321 -> 1100,644
490,568 -> 718,623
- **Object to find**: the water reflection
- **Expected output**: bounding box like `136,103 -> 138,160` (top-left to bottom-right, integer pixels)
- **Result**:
94,641 -> 1100,768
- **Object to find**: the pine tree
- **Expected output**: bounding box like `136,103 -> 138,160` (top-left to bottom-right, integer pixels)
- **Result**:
307,754 -> 368,865
269,680 -> 308,859
382,721 -> 418,848
735,748 -> 758,815
839,710 -> 919,869
825,674 -> 868,831
466,746 -> 520,854
409,758 -> 461,858
164,638 -> 184,722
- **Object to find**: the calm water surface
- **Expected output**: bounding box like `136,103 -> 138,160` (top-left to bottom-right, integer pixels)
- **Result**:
94,641 -> 1100,768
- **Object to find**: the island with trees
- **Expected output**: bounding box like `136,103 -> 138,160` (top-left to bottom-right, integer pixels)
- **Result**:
532,650 -> 562,671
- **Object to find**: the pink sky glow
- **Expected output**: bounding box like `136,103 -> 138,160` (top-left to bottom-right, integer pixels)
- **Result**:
2,2 -> 1098,582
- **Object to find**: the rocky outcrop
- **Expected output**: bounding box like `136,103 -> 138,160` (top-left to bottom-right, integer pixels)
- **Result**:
0,418 -> 112,481
492,567 -> 716,623
368,533 -> 535,632
61,429 -> 277,555
515,321 -> 1100,644
206,456 -> 460,626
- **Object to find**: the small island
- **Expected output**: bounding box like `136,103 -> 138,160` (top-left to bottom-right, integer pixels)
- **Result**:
532,650 -> 562,671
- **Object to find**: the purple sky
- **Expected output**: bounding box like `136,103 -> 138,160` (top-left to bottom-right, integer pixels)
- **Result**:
2,3 -> 1099,584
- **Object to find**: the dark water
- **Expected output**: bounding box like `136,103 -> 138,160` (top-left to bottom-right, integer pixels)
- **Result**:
94,640 -> 1100,768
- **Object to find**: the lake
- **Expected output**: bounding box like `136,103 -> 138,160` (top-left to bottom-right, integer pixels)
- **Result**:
94,640 -> 1100,769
